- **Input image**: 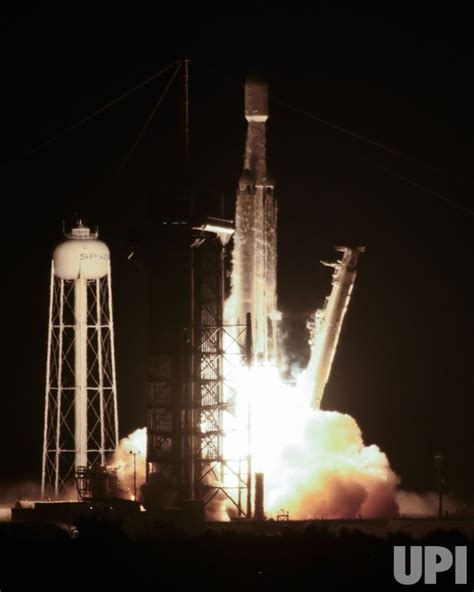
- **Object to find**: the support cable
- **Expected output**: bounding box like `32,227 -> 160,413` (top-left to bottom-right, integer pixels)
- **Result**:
270,94 -> 474,217
117,62 -> 181,172
11,60 -> 179,162
199,64 -> 473,217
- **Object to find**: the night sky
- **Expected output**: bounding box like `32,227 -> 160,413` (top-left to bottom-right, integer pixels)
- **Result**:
2,4 -> 473,503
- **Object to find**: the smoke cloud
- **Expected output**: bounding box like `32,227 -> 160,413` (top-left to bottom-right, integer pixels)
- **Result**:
396,490 -> 457,517
265,409 -> 400,519
111,428 -> 146,500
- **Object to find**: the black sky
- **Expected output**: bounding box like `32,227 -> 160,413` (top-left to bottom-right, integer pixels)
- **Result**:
2,4 -> 473,502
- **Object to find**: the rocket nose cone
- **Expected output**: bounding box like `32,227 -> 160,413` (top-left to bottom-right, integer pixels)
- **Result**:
245,71 -> 269,120
245,70 -> 267,88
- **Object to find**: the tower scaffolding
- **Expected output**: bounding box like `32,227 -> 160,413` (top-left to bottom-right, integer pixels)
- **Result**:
189,218 -> 251,516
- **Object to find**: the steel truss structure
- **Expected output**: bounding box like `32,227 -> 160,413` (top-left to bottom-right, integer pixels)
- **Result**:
41,263 -> 119,498
190,225 -> 251,517
146,351 -> 180,492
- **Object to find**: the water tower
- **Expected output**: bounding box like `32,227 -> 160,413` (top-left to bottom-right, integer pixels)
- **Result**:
41,222 -> 119,498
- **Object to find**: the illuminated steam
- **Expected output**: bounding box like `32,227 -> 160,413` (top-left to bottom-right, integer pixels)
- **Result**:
227,364 -> 400,519
112,428 -> 146,500
114,74 -> 414,521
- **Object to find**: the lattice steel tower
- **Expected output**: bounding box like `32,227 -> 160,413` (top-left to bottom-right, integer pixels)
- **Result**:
188,218 -> 251,515
41,222 -> 119,499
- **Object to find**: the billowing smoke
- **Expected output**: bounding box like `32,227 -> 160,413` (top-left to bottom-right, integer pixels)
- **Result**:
265,409 -> 399,519
0,481 -> 41,505
236,365 -> 398,519
121,374 -> 451,520
111,428 -> 146,500
396,490 -> 457,517
0,481 -> 41,522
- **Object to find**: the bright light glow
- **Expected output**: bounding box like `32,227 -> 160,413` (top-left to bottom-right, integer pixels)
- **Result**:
111,334 -> 440,520
112,428 -> 147,500
220,361 -> 400,519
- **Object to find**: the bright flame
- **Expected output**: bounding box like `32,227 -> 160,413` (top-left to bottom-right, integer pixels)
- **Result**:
111,306 -> 439,519
225,363 -> 400,519
114,367 -> 446,519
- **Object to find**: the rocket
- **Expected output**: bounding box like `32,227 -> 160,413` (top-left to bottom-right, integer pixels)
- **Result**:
230,74 -> 280,362
306,246 -> 365,409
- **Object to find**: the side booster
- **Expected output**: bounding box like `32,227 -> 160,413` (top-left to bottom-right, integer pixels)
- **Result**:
306,246 -> 365,409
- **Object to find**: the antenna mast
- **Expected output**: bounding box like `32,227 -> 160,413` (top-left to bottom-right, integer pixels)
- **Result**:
184,58 -> 190,167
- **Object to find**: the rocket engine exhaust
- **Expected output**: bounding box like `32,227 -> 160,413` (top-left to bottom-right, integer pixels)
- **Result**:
141,72 -> 434,522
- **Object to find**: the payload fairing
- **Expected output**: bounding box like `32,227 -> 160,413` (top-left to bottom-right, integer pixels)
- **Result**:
231,74 -> 280,362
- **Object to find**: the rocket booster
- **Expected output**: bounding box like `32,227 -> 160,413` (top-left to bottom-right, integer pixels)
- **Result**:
307,246 -> 365,409
231,74 -> 279,362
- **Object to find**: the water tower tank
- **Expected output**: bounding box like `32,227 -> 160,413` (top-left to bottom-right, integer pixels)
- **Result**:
53,223 -> 110,280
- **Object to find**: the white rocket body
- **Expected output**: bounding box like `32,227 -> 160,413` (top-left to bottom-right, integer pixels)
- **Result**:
231,75 -> 280,362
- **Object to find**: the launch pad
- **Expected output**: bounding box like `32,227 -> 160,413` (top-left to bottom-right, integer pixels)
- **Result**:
34,69 -> 364,524
144,74 -> 364,520
144,74 -> 282,517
